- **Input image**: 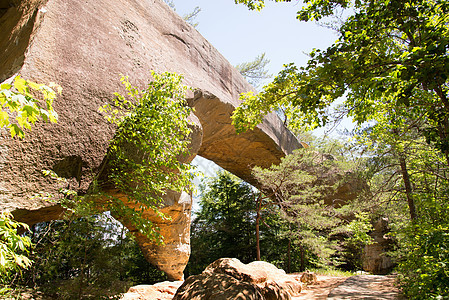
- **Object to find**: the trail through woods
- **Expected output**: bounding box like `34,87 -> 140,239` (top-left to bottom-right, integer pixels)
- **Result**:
294,275 -> 405,300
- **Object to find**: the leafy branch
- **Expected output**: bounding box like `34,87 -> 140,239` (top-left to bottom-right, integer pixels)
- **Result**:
0,76 -> 60,138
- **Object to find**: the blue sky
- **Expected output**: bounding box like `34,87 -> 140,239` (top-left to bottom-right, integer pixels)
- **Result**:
168,1 -> 349,195
172,1 -> 355,135
171,0 -> 338,82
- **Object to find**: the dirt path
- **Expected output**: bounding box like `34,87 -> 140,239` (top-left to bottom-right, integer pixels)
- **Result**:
293,275 -> 347,300
294,275 -> 405,300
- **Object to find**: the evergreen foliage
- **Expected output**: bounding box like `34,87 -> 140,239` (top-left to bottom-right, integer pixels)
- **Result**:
187,171 -> 258,275
235,53 -> 272,88
188,146 -> 373,275
253,147 -> 372,270
187,171 -> 302,274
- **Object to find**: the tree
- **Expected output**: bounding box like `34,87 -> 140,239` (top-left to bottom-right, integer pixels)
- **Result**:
96,71 -> 195,242
235,53 -> 271,88
187,171 -> 258,274
0,76 -> 60,295
252,147 -> 360,270
359,119 -> 449,297
16,214 -> 167,299
187,170 -> 305,274
183,6 -> 201,28
232,0 -> 449,161
163,0 -> 201,28
188,142 -> 371,274
232,0 -> 449,220
0,212 -> 32,289
230,1 -> 449,295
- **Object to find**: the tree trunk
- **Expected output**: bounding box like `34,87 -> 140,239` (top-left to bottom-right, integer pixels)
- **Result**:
256,196 -> 261,261
78,246 -> 88,300
437,119 -> 449,167
287,238 -> 291,273
299,241 -> 305,271
118,224 -> 126,280
397,152 -> 417,221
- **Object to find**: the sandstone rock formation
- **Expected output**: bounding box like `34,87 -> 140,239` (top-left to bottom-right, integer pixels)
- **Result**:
122,281 -> 183,300
190,90 -> 299,186
172,258 -> 302,300
0,0 -> 300,280
362,218 -> 395,274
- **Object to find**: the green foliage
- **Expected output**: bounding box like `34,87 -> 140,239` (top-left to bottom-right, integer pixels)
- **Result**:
310,267 -> 354,277
187,171 -> 258,274
187,170 -> 306,274
252,148 -> 346,268
234,0 -> 266,10
234,0 -> 291,11
16,214 -> 166,299
163,0 -> 201,28
188,147 -> 375,274
342,212 -> 374,269
98,71 -> 195,242
0,76 -> 59,294
362,120 -> 449,295
230,1 -> 449,294
183,6 -> 201,28
234,0 -> 355,18
0,76 -> 60,138
0,212 -> 32,284
232,0 -> 449,160
397,223 -> 449,299
235,53 -> 271,88
346,212 -> 373,246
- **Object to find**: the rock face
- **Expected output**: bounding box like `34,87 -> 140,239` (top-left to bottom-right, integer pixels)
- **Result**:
0,0 -> 300,280
190,90 -> 299,186
173,258 -> 302,300
362,218 -> 395,274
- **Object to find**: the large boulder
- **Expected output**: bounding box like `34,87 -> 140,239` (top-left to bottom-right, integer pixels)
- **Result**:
0,0 -> 300,280
173,258 -> 302,300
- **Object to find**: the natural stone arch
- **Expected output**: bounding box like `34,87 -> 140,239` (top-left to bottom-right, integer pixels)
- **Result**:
189,90 -> 301,187
0,0 -> 301,280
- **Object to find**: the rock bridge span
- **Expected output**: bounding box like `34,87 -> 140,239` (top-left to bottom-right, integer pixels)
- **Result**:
0,0 -> 300,279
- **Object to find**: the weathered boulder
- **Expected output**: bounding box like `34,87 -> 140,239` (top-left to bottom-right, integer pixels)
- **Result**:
0,0 -> 300,280
246,261 -> 303,297
300,270 -> 318,285
122,281 -> 183,300
173,258 -> 302,300
174,272 -> 265,300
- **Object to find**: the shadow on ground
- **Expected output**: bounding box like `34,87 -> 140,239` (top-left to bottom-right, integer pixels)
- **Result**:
326,275 -> 405,300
